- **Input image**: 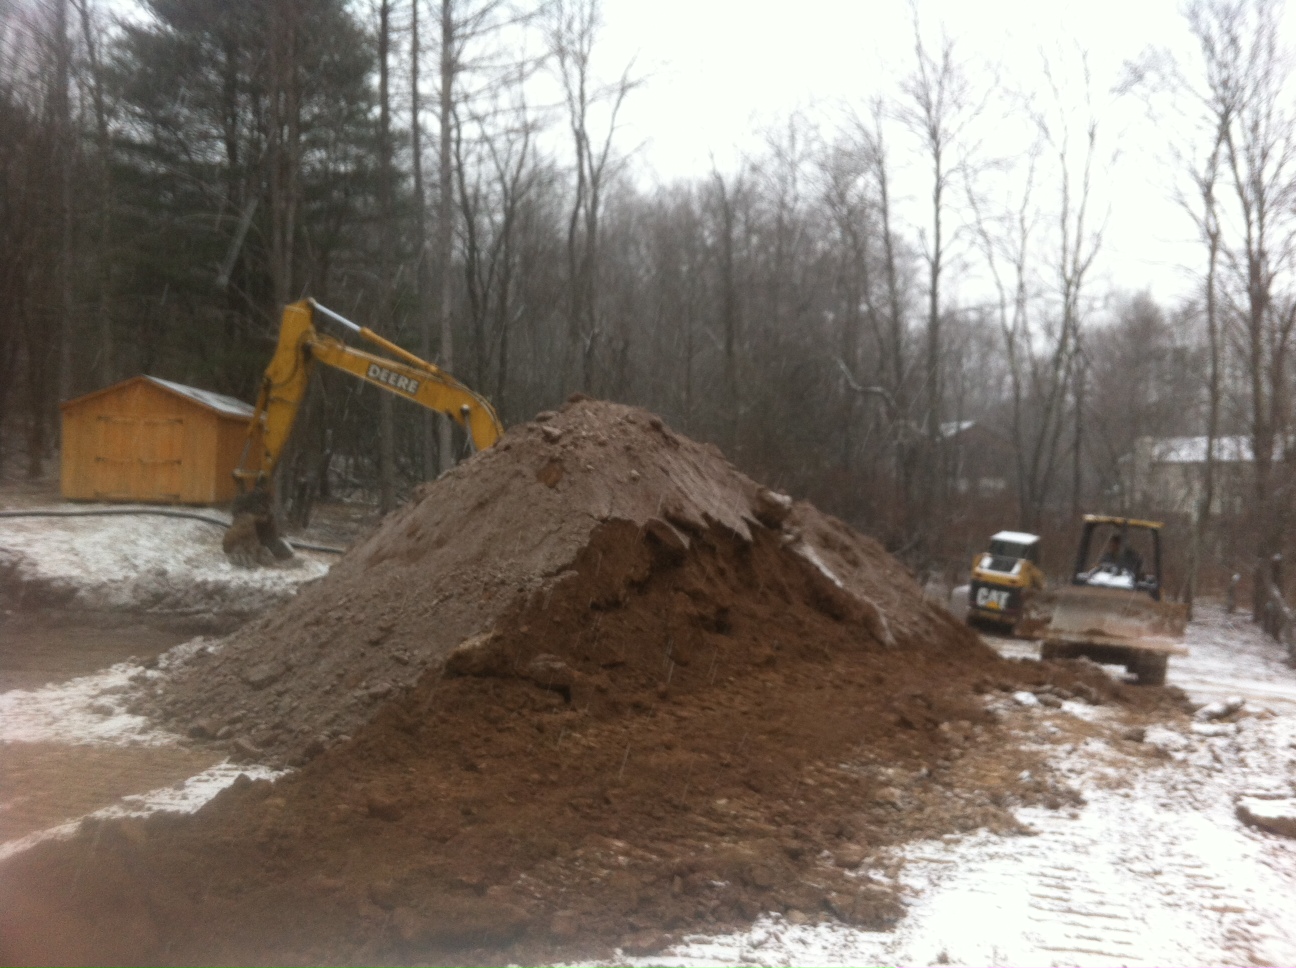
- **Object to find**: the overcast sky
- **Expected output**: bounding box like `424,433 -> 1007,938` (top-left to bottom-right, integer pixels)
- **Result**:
583,0 -> 1278,308
107,0 -> 1293,308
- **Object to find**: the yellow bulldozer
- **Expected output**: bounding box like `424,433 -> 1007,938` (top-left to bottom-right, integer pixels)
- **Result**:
1016,515 -> 1188,686
223,299 -> 503,564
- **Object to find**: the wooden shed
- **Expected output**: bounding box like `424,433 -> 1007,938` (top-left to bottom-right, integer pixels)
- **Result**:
61,375 -> 259,505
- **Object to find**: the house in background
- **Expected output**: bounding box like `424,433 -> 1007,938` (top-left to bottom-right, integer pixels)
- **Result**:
942,421 -> 1016,498
1130,435 -> 1255,516
61,376 -> 259,505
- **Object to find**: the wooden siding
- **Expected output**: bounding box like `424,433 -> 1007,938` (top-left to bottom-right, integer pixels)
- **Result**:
61,377 -> 256,505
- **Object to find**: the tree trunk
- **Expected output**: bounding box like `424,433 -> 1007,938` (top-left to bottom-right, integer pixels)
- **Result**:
377,0 -> 397,512
437,0 -> 456,473
411,0 -> 437,479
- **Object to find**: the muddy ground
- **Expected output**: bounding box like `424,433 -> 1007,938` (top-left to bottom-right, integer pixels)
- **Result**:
0,400 -> 1199,968
7,405 -> 1291,968
0,613 -> 227,692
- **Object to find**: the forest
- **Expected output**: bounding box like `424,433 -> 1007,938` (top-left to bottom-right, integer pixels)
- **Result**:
0,0 -> 1292,604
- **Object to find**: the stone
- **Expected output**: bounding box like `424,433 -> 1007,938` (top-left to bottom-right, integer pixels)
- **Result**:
753,487 -> 794,528
392,906 -> 428,944
622,930 -> 669,956
1195,697 -> 1245,722
366,795 -> 403,822
241,662 -> 285,690
833,845 -> 867,869
1236,797 -> 1296,838
229,738 -> 263,762
368,880 -> 400,911
550,910 -> 581,940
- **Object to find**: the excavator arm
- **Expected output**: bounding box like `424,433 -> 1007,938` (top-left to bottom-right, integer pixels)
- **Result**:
224,299 -> 502,564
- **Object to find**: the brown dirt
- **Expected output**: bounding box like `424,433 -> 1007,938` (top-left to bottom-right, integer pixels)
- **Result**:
0,399 -> 1182,966
0,744 -> 221,845
0,614 -> 224,692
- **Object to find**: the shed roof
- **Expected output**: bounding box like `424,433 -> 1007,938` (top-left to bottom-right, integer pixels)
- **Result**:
61,375 -> 255,419
145,376 -> 254,418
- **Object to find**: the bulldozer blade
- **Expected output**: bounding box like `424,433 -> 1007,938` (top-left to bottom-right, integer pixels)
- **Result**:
1017,586 -> 1188,654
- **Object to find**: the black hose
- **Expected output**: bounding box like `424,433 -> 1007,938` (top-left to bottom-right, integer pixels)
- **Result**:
0,507 -> 348,555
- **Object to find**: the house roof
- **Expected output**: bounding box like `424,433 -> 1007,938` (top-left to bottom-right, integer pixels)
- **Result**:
990,530 -> 1039,545
940,419 -> 976,438
1143,435 -> 1257,464
62,375 -> 254,419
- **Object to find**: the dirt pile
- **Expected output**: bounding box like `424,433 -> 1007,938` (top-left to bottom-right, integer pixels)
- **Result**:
1,399 -> 1152,966
142,398 -> 945,764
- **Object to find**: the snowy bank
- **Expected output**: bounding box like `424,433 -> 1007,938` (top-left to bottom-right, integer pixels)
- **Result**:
0,510 -> 328,615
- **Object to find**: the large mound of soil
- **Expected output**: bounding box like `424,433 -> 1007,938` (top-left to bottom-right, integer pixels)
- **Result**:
143,398 -> 951,764
0,399 -> 1146,966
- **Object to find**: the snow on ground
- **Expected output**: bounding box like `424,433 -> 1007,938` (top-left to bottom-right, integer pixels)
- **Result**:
1176,606 -> 1296,712
0,636 -> 285,860
578,605 -> 1296,968
0,637 -> 212,746
7,504 -> 1296,968
0,509 -> 328,614
589,714 -> 1296,968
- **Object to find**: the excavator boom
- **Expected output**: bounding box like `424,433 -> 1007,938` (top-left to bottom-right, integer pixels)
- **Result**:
225,299 -> 502,564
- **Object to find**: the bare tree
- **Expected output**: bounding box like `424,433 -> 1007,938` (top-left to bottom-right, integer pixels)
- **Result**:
410,0 -> 435,477
1178,112 -> 1228,609
376,0 -> 397,511
966,131 -> 1044,526
1187,0 -> 1296,616
72,0 -> 114,385
267,0 -> 301,310
547,0 -> 635,393
899,5 -> 985,511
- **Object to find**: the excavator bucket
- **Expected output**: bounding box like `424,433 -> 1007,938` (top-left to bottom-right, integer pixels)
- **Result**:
222,490 -> 293,567
1017,586 -> 1188,653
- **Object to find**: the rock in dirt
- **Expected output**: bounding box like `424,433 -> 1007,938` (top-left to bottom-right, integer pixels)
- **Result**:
1236,797 -> 1296,838
1196,696 -> 1245,722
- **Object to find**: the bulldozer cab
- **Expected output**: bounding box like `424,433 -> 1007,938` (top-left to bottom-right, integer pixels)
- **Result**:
1071,515 -> 1164,601
987,531 -> 1040,569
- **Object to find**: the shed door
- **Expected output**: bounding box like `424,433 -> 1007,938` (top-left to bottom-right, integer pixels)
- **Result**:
93,414 -> 185,501
137,417 -> 184,500
93,416 -> 136,499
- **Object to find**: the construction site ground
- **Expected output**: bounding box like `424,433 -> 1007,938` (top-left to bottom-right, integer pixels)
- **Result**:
3,409 -> 1296,967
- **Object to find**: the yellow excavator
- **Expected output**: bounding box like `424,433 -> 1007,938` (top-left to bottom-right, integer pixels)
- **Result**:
223,298 -> 503,564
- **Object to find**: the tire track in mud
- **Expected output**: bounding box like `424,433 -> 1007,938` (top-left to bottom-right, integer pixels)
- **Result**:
888,705 -> 1296,967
